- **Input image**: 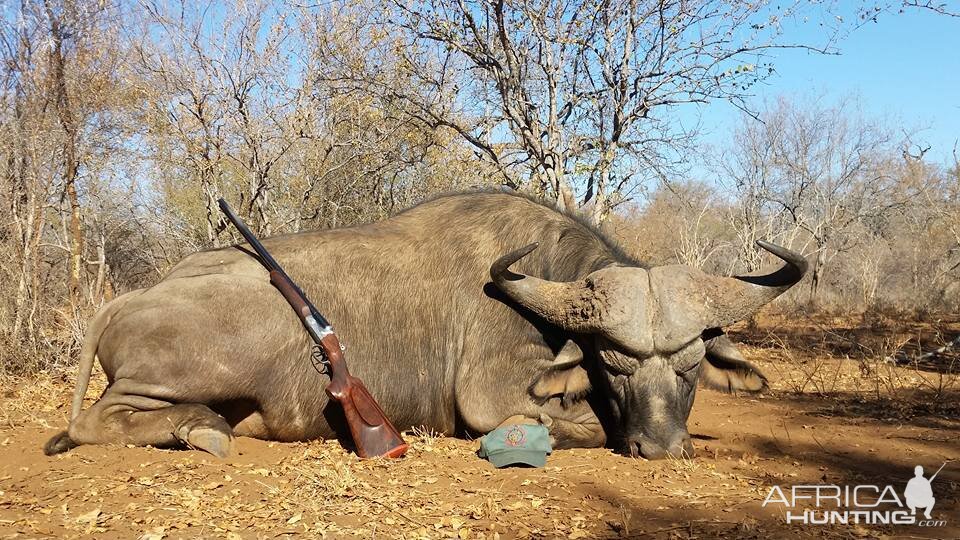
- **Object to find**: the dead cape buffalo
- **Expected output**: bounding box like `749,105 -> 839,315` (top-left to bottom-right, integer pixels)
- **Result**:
45,191 -> 806,460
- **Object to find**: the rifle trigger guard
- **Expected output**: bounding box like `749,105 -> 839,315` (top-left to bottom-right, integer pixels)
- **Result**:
310,344 -> 331,376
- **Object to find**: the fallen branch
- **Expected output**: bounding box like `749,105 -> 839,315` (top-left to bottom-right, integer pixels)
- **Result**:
884,334 -> 960,365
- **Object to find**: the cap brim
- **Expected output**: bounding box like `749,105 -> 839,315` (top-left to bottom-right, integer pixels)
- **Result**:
487,450 -> 547,468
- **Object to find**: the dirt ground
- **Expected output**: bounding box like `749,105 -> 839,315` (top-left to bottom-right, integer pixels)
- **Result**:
1,315 -> 958,539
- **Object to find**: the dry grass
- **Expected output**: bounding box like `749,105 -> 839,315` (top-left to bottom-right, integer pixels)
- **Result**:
738,314 -> 960,410
1,315 -> 958,538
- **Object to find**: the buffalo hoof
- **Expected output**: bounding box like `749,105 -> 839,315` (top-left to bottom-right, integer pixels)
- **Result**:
538,413 -> 558,447
181,427 -> 233,458
43,430 -> 78,456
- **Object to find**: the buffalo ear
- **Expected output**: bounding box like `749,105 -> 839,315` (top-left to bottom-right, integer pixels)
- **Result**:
700,334 -> 768,393
530,340 -> 592,407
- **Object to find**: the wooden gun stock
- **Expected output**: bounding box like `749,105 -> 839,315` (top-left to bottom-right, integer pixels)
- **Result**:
321,335 -> 409,459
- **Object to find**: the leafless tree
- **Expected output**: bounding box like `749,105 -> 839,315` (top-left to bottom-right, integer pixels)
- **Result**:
1,0 -> 957,374
720,97 -> 929,302
318,0 -> 846,224
0,0 -> 128,370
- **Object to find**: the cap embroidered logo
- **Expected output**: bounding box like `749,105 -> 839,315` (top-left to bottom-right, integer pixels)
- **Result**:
504,426 -> 527,447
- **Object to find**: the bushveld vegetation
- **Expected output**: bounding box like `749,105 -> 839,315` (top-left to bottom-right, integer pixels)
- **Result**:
1,0 -> 958,375
1,3 -> 957,538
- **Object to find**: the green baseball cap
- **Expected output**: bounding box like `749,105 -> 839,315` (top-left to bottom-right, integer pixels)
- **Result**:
478,424 -> 552,468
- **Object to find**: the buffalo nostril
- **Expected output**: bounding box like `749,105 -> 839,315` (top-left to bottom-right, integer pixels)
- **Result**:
624,437 -> 663,459
623,435 -> 685,460
637,439 -> 669,460
667,435 -> 695,459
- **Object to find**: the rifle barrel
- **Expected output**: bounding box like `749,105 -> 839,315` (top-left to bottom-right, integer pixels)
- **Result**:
217,198 -> 283,273
217,198 -> 332,330
929,461 -> 948,483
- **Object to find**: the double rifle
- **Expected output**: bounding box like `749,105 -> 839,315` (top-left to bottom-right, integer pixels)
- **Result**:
218,199 -> 408,459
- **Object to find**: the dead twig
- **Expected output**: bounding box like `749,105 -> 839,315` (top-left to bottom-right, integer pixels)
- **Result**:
810,433 -> 842,456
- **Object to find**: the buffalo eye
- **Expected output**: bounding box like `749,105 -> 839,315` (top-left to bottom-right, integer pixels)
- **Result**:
675,358 -> 701,376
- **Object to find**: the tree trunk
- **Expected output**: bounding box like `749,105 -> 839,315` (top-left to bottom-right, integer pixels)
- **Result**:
47,4 -> 84,309
543,153 -> 574,213
809,249 -> 825,303
203,184 -> 221,247
589,147 -> 617,226
12,185 -> 37,342
65,168 -> 83,308
91,232 -> 107,306
589,170 -> 610,226
27,194 -> 47,340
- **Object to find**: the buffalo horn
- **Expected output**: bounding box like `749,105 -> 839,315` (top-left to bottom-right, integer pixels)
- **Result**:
490,243 -> 605,333
703,240 -> 808,327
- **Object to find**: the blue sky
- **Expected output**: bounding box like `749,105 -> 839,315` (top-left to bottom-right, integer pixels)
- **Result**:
685,5 -> 960,173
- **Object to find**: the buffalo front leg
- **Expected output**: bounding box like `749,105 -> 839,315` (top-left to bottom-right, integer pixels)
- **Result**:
49,385 -> 234,458
537,411 -> 606,449
490,409 -> 605,450
456,341 -> 605,449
